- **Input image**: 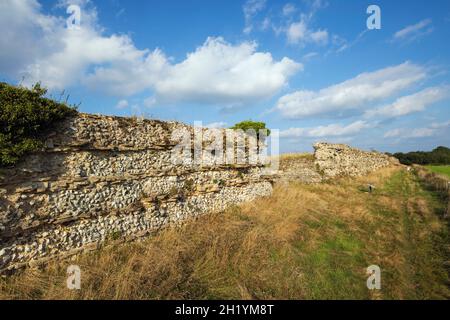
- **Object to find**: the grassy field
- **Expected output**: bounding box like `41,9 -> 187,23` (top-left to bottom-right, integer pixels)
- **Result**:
0,167 -> 448,299
426,165 -> 450,178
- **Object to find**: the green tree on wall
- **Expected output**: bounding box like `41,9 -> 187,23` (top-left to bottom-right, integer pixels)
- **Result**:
230,120 -> 271,138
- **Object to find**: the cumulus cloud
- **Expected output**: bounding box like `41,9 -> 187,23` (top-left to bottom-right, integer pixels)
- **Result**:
285,16 -> 328,46
365,85 -> 450,118
0,0 -> 301,106
0,0 -> 162,94
309,29 -> 329,45
150,37 -> 302,104
286,20 -> 307,44
393,19 -> 433,42
384,121 -> 450,139
0,0 -> 61,77
280,120 -> 371,138
274,62 -> 427,119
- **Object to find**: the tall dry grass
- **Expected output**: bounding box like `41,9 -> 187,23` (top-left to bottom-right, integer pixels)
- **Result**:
0,166 -> 448,300
414,165 -> 450,218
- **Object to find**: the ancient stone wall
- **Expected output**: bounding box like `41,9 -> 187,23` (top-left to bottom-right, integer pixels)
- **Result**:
277,155 -> 322,184
0,118 -> 399,273
314,142 -> 399,178
0,114 -> 273,273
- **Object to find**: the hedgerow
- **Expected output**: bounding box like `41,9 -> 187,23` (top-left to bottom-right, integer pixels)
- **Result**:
0,82 -> 77,167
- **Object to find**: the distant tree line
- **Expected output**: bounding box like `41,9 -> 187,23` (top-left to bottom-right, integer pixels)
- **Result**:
389,146 -> 450,165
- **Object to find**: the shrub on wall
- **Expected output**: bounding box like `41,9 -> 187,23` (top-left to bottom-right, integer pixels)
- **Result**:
230,120 -> 271,137
0,82 -> 77,167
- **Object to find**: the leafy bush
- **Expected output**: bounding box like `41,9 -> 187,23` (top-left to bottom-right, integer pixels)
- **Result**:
0,82 -> 77,167
393,146 -> 450,165
230,120 -> 271,137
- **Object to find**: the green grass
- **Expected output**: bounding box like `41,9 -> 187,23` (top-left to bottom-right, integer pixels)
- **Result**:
374,170 -> 448,299
426,165 -> 450,178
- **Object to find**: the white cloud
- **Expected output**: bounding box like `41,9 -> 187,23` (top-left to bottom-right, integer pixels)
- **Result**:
282,3 -> 296,16
431,120 -> 450,129
365,85 -> 450,118
281,0 -> 329,46
335,30 -> 368,53
115,99 -> 129,109
151,37 -> 302,104
308,0 -> 328,12
0,0 -> 61,76
307,120 -> 371,137
0,0 -> 159,94
332,34 -> 349,52
243,0 -> 266,34
302,52 -> 319,61
261,17 -> 271,31
247,0 -> 329,48
205,121 -> 227,129
309,29 -> 329,45
383,129 -> 402,138
384,128 -> 435,139
82,47 -> 168,97
280,120 -> 371,138
409,128 -> 435,138
0,0 -> 301,106
287,20 -> 307,44
393,19 -> 433,41
274,62 -> 427,119
384,121 -> 450,139
285,16 -> 328,46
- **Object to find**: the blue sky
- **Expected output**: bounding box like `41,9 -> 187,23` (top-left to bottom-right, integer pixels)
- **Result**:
1,0 -> 449,153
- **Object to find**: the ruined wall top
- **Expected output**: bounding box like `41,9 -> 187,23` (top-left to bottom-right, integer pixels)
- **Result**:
313,142 -> 400,178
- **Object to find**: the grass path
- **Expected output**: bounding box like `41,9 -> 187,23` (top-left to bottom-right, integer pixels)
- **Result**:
1,167 -> 448,299
376,170 -> 448,299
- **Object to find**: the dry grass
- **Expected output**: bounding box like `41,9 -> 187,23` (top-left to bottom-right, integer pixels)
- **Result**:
1,167 -> 448,300
278,153 -> 314,161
